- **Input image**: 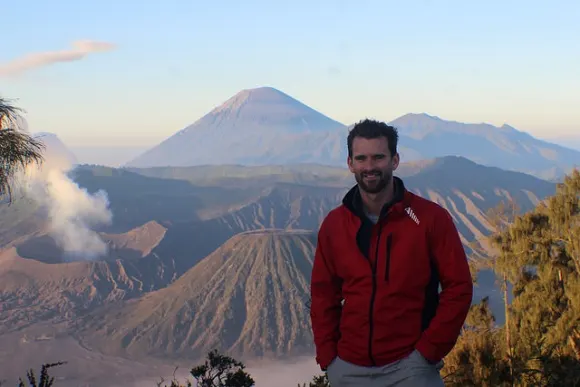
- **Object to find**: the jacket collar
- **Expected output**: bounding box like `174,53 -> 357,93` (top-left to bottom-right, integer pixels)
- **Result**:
342,176 -> 409,220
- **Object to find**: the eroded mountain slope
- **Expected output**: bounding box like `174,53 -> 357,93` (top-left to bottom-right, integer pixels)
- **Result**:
78,230 -> 317,361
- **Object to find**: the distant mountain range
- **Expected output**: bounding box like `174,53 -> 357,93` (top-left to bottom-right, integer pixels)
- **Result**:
123,86 -> 580,180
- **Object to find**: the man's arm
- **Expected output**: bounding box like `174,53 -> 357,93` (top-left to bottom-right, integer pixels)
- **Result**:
415,207 -> 473,363
310,218 -> 342,371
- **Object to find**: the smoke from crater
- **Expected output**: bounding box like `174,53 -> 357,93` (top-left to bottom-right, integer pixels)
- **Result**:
13,118 -> 113,260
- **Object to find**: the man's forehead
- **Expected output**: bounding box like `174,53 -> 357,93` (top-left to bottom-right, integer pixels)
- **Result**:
352,137 -> 389,152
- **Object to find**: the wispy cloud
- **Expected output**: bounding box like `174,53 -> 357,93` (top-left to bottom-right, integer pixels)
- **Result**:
0,40 -> 116,77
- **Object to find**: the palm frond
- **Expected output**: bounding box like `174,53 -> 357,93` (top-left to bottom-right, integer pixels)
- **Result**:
0,96 -> 45,203
0,96 -> 23,128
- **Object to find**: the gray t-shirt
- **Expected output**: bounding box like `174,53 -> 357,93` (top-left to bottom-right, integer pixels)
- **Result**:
364,209 -> 379,224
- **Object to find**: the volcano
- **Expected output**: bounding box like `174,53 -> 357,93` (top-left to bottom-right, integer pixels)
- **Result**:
77,229 -> 317,361
125,87 -> 347,168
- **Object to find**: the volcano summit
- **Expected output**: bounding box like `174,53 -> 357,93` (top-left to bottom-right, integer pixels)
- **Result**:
126,87 -> 347,167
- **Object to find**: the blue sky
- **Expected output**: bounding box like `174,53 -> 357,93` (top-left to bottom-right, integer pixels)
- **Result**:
1,0 -> 579,147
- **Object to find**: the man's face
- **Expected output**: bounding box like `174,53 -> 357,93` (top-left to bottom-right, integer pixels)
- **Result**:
347,136 -> 399,194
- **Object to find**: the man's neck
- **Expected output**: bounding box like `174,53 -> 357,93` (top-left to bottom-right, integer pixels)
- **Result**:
360,179 -> 395,216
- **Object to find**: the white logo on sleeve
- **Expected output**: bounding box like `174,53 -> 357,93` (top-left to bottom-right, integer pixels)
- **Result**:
405,207 -> 420,225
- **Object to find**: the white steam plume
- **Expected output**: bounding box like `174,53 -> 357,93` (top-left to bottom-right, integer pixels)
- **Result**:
15,118 -> 113,260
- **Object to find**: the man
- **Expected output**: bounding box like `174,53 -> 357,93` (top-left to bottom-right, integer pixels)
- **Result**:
310,119 -> 473,386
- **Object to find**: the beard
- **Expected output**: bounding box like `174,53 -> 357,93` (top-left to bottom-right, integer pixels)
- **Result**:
355,169 -> 391,194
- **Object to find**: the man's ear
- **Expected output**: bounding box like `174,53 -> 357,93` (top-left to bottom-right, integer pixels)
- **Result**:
347,156 -> 354,173
392,153 -> 400,170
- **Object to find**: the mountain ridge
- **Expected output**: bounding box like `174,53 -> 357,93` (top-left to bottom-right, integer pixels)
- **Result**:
124,87 -> 580,180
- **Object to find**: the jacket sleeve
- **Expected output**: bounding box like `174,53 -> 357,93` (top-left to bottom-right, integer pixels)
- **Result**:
310,218 -> 343,371
415,207 -> 473,363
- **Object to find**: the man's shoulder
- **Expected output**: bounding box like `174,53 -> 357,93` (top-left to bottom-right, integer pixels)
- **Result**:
320,204 -> 349,230
406,191 -> 450,219
324,204 -> 348,221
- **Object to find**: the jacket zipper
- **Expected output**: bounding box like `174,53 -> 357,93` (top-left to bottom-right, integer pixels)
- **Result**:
385,234 -> 393,281
367,221 -> 383,366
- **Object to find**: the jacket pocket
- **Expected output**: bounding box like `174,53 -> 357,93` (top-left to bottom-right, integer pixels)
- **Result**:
385,233 -> 392,281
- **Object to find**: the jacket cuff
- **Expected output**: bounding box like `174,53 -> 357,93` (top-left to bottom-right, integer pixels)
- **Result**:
316,348 -> 337,371
415,337 -> 441,364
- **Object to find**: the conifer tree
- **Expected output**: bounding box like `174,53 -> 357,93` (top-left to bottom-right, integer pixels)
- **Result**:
441,297 -> 510,386
444,169 -> 580,386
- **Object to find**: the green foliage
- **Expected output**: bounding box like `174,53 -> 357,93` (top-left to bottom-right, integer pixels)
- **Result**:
0,96 -> 45,204
157,349 -> 255,387
443,169 -> 580,386
0,361 -> 66,387
441,298 -> 511,386
298,373 -> 330,387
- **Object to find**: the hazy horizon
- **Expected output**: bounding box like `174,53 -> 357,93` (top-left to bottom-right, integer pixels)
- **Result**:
62,125 -> 580,168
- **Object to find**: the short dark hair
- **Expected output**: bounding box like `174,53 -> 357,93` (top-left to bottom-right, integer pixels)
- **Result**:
347,119 -> 399,158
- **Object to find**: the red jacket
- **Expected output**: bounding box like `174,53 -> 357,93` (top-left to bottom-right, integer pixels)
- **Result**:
310,177 -> 473,370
